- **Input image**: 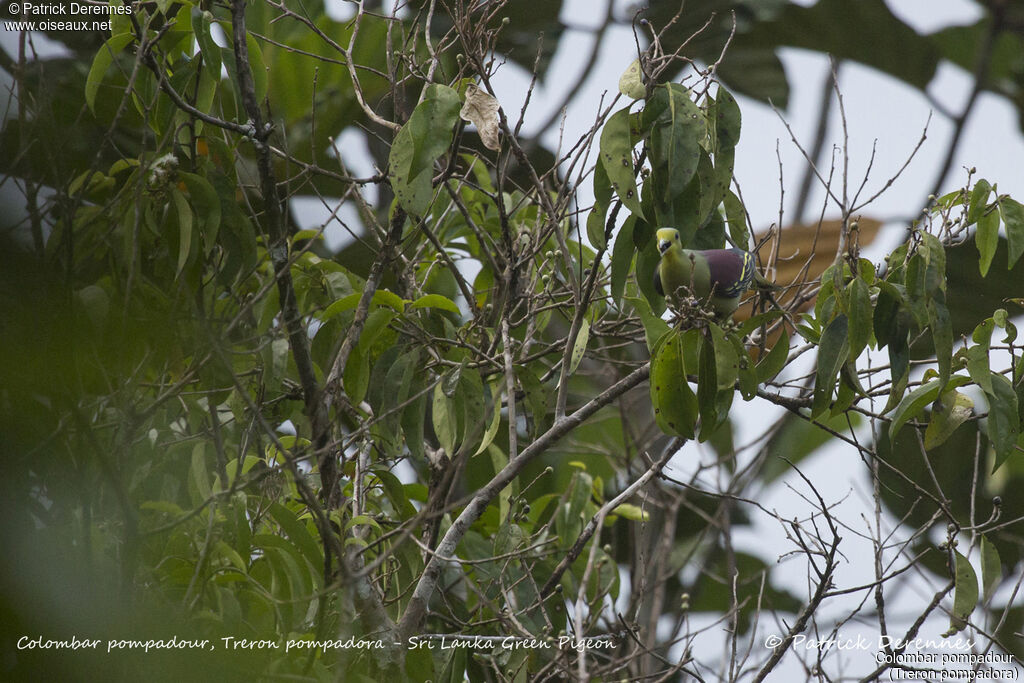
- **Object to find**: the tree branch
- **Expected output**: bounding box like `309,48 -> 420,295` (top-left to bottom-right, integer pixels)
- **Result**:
396,361 -> 651,640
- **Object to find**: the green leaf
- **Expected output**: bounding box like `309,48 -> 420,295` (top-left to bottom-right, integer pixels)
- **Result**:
697,331 -> 719,436
980,535 -> 1001,603
517,366 -> 551,438
611,503 -> 649,522
885,311 -> 911,412
360,308 -> 397,351
170,186 -> 194,277
928,298 -> 952,390
722,330 -> 758,401
635,227 -> 665,315
376,350 -> 418,456
342,309 -> 396,405
644,84 -> 704,224
599,107 -> 644,219
245,33 -> 268,105
341,346 -> 369,407
402,384 -> 428,461
756,328 -> 790,383
190,443 -> 211,503
405,645 -> 436,683
458,367 -> 486,454
833,360 -> 864,415
75,285 -> 109,333
432,382 -> 456,454
889,375 -> 971,439
268,503 -> 323,574
375,469 -> 418,519
920,232 -> 947,297
724,190 -> 749,249
943,550 -> 979,637
439,641 -> 467,683
195,10 -> 223,81
924,390 -> 973,450
966,179 -> 991,226
85,33 -> 135,112
568,318 -> 590,376
215,540 -> 247,573
224,455 -> 262,488
179,172 -> 222,254
409,294 -> 460,314
388,84 -> 462,216
737,310 -> 787,338
649,330 -> 698,439
998,197 -> 1024,269
345,515 -> 383,535
610,215 -> 636,306
846,277 -> 873,358
587,160 -> 612,249
321,289 -> 405,320
987,373 -> 1020,471
711,87 -> 742,153
967,318 -> 995,395
709,323 -> 738,391
695,150 -> 723,229
812,314 -> 849,418
872,281 -> 903,349
976,208 -> 999,276
627,295 -> 670,353
473,380 -> 503,457
140,500 -> 186,517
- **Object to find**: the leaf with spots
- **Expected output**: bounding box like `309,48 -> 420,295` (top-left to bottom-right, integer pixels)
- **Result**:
650,330 -> 697,439
643,83 -> 705,207
599,107 -> 644,219
587,157 -> 613,249
711,87 -> 742,154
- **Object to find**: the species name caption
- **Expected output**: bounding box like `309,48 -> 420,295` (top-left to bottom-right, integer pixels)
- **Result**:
16,635 -> 616,654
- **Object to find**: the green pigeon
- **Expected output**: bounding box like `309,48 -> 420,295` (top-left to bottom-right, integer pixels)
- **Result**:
654,227 -> 771,318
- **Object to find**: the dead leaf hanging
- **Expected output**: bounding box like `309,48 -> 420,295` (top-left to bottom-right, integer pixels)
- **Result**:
460,84 -> 501,151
